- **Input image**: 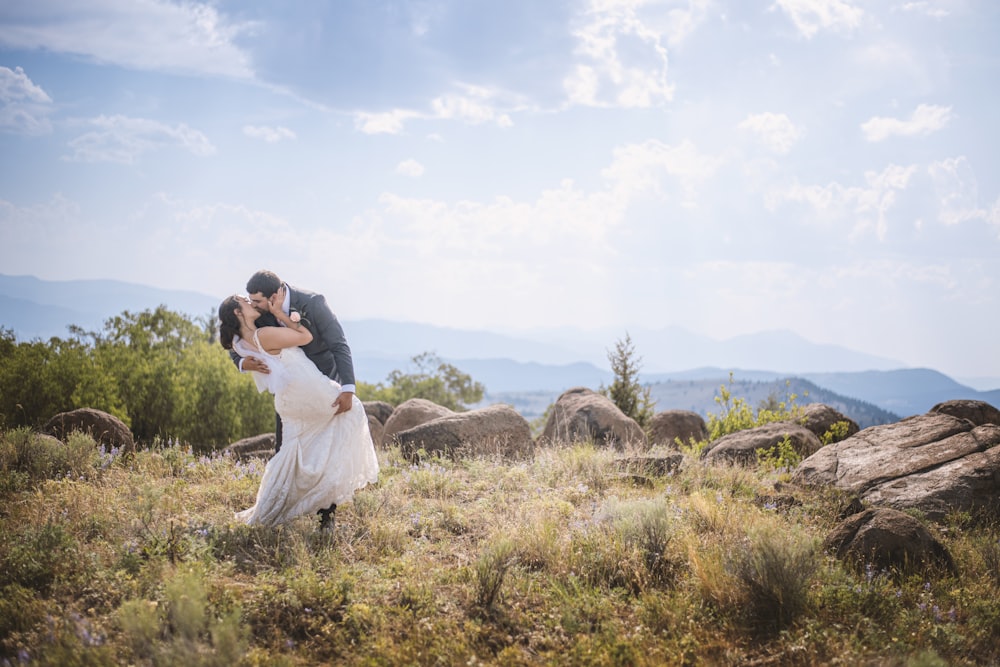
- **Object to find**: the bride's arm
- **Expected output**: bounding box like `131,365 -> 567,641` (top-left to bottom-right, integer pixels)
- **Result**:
257,304 -> 313,352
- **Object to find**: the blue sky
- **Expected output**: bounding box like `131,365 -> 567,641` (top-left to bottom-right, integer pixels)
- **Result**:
1,0 -> 998,380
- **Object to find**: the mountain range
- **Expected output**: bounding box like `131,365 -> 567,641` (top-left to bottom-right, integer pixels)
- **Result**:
2,274 -> 997,425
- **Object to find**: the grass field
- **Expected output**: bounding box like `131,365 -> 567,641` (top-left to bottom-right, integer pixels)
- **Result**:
2,427 -> 999,666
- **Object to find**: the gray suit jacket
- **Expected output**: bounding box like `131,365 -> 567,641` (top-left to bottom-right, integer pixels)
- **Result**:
230,284 -> 355,386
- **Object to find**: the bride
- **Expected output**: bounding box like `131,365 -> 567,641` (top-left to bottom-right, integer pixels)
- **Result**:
218,294 -> 379,527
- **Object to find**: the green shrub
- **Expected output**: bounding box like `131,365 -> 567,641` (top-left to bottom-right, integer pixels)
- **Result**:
729,521 -> 817,633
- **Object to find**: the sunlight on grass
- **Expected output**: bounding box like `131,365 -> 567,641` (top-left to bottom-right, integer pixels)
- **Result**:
2,428 -> 999,665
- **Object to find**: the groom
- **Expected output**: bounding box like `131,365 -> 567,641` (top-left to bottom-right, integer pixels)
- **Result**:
232,269 -> 356,530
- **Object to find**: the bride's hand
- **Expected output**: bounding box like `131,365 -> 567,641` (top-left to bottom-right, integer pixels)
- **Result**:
266,286 -> 285,314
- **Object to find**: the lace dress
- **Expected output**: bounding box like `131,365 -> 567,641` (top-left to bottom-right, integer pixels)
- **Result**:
232,332 -> 379,526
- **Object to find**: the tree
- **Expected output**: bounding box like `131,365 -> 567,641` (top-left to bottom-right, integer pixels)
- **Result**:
601,332 -> 655,429
362,352 -> 485,411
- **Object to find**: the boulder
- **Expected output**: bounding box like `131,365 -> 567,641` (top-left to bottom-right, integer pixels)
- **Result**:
368,413 -> 385,449
615,452 -> 684,477
797,403 -> 859,443
223,433 -> 275,461
793,411 -> 1000,522
539,387 -> 647,450
702,421 -> 821,466
363,400 -> 394,426
823,507 -> 955,575
930,399 -> 1000,427
396,404 -> 533,460
649,410 -> 707,448
382,398 -> 455,444
43,408 -> 135,455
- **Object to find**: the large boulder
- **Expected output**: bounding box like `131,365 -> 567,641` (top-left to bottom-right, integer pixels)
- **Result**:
363,400 -> 394,426
929,399 -> 1000,427
649,410 -> 707,448
382,398 -> 455,444
539,387 -> 647,450
397,404 -> 533,460
223,433 -> 276,461
793,411 -> 1000,522
796,403 -> 859,443
367,414 -> 385,449
43,408 -> 135,455
823,507 -> 955,575
702,421 -> 821,467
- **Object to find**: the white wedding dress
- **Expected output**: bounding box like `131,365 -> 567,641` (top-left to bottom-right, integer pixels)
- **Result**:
232,332 -> 379,527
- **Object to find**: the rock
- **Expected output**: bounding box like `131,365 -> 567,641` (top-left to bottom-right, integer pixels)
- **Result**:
363,400 -> 394,426
223,433 -> 275,461
930,399 -> 1000,427
397,404 -> 533,460
615,453 -> 684,477
796,403 -> 859,443
649,410 -> 707,448
539,387 -> 647,450
702,422 -> 821,466
793,411 -> 1000,522
42,408 -> 135,455
823,507 -> 955,575
368,414 -> 385,449
382,398 -> 455,444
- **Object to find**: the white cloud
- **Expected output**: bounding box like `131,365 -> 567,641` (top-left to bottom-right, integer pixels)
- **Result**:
243,125 -> 296,143
768,163 -> 918,240
738,112 -> 803,154
861,103 -> 953,142
0,0 -> 256,79
354,85 -> 515,135
563,0 -> 680,109
430,86 -> 514,127
64,114 -> 215,164
395,159 -> 425,178
897,2 -> 951,18
927,156 -> 998,231
771,0 -> 865,38
0,66 -> 53,135
601,139 -> 725,206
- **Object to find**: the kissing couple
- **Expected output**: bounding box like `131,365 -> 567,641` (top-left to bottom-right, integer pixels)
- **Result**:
218,270 -> 379,530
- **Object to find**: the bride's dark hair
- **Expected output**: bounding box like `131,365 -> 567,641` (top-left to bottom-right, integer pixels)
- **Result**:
218,295 -> 243,350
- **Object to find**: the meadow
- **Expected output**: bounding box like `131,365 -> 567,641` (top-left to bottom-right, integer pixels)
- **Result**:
2,427 -> 1000,666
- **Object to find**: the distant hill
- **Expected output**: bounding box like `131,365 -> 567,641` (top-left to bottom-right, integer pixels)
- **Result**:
480,374 -> 900,430
0,274 -> 218,339
801,369 -> 1000,419
2,274 -> 998,425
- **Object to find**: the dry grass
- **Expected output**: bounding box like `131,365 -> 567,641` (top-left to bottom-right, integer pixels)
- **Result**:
2,428 -> 999,665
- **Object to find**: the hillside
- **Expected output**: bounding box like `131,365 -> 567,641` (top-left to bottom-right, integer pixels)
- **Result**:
483,375 -> 900,429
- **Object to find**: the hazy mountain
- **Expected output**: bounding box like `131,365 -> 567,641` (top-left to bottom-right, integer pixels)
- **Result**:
0,274 -> 218,339
3,274 -> 998,423
801,369 -> 1000,419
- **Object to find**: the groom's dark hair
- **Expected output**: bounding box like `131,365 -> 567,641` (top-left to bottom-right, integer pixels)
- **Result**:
247,270 -> 282,297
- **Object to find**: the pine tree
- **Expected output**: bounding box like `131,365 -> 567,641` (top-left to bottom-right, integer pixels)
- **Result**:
602,332 -> 655,429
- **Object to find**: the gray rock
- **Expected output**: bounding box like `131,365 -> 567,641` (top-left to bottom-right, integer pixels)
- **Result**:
929,399 -> 1000,427
649,409 -> 707,448
397,404 -> 533,460
223,433 -> 275,461
793,411 -> 1000,522
382,398 -> 455,444
796,403 -> 859,443
43,408 -> 135,455
702,422 -> 821,467
539,387 -> 647,450
823,507 -> 955,575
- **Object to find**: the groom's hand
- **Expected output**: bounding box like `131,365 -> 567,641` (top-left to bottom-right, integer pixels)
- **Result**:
242,357 -> 270,374
332,391 -> 354,415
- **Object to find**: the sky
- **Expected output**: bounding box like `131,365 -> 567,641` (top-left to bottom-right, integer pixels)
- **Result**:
0,0 -> 998,380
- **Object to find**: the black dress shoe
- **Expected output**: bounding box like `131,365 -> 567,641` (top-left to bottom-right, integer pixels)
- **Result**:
318,504 -> 337,531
